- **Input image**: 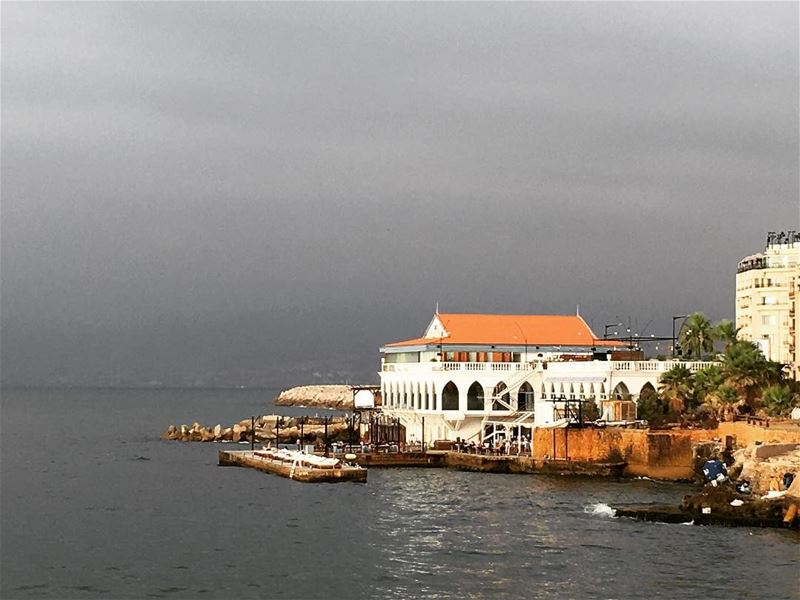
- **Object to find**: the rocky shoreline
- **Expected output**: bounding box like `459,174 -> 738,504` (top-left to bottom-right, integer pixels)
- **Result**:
161,415 -> 351,444
615,441 -> 800,529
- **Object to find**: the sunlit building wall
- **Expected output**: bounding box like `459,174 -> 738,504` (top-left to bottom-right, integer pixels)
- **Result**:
735,232 -> 800,379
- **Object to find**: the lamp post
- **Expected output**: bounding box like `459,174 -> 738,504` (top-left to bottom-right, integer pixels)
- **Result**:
672,315 -> 688,358
298,416 -> 307,450
604,322 -> 623,338
275,416 -> 284,449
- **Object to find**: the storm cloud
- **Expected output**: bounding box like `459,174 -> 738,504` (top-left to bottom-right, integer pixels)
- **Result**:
2,2 -> 798,386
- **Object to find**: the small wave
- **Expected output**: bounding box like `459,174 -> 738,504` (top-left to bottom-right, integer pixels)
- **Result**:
585,503 -> 616,517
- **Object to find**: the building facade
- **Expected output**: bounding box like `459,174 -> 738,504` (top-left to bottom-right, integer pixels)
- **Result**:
736,231 -> 800,379
379,312 -> 714,445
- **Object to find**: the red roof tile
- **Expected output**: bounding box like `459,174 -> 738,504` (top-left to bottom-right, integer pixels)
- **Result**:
385,313 -> 620,348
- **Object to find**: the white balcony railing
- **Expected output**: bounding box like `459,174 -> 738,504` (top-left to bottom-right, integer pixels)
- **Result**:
382,360 -> 718,373
382,362 -> 535,373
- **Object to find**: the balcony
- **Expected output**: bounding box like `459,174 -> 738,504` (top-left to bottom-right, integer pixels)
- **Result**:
382,360 -> 718,374
382,361 -> 535,373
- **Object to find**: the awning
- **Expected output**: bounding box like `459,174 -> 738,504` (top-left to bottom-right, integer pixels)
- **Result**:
543,376 -> 607,383
483,413 -> 535,426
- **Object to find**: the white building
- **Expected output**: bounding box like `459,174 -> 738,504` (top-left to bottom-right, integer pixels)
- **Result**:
379,312 -> 714,445
735,231 -> 800,379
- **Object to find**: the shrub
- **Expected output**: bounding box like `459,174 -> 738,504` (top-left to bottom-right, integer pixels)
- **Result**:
637,387 -> 669,424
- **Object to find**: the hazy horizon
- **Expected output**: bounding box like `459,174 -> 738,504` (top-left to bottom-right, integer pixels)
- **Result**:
2,2 -> 798,387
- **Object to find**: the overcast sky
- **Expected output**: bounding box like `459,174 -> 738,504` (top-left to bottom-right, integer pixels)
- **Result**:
2,2 -> 798,386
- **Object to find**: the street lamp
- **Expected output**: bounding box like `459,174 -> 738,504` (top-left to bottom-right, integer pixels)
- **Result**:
604,322 -> 623,338
672,315 -> 689,358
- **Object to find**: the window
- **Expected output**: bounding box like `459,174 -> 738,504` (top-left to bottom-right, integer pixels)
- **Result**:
467,382 -> 484,411
441,381 -> 459,411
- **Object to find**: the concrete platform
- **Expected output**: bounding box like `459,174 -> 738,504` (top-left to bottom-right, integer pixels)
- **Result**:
219,450 -> 367,483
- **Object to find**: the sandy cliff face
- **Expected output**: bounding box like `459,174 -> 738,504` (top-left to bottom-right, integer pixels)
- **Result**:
274,385 -> 356,409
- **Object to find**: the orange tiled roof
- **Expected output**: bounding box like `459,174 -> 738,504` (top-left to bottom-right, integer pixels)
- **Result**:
384,313 -> 620,348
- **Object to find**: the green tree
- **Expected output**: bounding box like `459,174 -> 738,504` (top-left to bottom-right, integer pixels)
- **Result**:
703,383 -> 740,421
761,385 -> 799,417
679,312 -> 715,359
581,397 -> 601,422
637,386 -> 668,424
721,340 -> 783,407
694,364 -> 725,404
659,365 -> 695,412
712,319 -> 740,351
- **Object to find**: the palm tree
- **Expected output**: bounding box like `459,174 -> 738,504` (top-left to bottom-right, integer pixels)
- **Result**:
659,365 -> 695,413
721,340 -> 783,407
704,384 -> 740,421
712,319 -> 740,351
679,312 -> 714,359
761,385 -> 799,417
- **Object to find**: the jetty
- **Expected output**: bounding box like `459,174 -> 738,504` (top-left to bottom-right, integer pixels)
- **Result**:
219,449 -> 367,483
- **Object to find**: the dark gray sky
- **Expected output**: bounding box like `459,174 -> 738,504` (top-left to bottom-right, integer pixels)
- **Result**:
2,2 -> 798,386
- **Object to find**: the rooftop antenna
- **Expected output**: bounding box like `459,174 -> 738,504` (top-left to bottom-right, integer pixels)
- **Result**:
576,304 -> 580,316
435,301 -> 439,315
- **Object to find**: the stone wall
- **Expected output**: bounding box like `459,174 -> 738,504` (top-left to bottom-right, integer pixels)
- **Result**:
533,422 -> 800,481
533,427 -> 712,480
717,421 -> 800,447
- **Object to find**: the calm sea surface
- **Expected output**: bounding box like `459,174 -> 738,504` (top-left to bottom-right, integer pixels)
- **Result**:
1,388 -> 798,599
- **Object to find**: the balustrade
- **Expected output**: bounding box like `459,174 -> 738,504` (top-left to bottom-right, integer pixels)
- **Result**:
383,359 -> 718,373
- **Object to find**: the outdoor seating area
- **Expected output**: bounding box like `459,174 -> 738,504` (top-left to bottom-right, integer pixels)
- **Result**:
451,436 -> 532,456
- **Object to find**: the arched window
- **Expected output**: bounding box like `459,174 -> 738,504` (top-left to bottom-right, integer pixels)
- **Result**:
579,383 -> 585,399
612,382 -> 630,400
518,382 -> 534,411
639,382 -> 656,397
492,382 -> 510,411
442,381 -> 459,411
467,382 -> 484,411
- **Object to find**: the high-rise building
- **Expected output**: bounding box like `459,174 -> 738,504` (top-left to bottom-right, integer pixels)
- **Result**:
735,231 -> 800,379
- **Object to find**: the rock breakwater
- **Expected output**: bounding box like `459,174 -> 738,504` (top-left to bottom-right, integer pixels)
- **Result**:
274,385 -> 359,409
161,415 -> 350,444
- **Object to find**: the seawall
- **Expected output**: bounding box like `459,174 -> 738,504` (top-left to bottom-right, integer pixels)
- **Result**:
533,422 -> 800,481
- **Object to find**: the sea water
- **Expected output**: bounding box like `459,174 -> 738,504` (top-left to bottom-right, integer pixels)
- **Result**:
2,388 -> 798,599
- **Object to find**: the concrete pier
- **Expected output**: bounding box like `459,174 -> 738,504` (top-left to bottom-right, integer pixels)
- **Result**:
344,451 -> 626,477
219,450 -> 367,483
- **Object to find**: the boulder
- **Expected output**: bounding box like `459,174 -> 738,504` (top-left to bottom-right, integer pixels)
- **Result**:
733,443 -> 800,493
